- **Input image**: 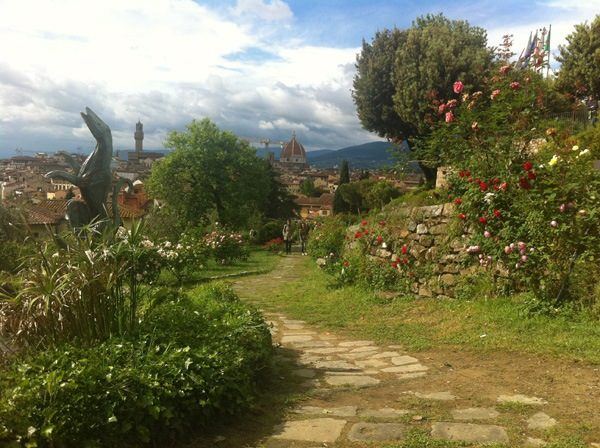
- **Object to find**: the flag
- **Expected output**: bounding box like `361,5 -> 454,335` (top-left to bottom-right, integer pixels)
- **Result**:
544,25 -> 551,52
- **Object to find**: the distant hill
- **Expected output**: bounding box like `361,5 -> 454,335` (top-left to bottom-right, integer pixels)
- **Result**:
254,141 -> 408,169
310,141 -> 400,169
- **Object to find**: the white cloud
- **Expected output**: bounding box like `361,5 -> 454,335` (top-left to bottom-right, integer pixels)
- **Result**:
231,0 -> 293,22
0,0 -> 376,153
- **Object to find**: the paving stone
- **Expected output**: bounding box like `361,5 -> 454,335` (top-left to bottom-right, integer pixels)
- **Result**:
382,364 -> 429,373
281,335 -> 313,343
319,334 -> 338,340
527,412 -> 557,430
338,340 -> 375,347
314,360 -> 362,371
388,345 -> 405,349
272,418 -> 346,443
391,355 -> 420,366
281,330 -> 316,335
284,324 -> 305,330
370,351 -> 401,359
292,368 -> 316,378
294,405 -> 357,417
590,443 -> 600,447
526,437 -> 548,447
293,340 -> 332,348
325,375 -> 380,387
359,408 -> 411,418
355,359 -> 389,368
351,346 -> 381,353
451,408 -> 499,420
339,351 -> 379,360
281,319 -> 306,325
431,422 -> 509,444
304,347 -> 348,354
497,394 -> 547,405
347,422 -> 406,442
397,372 -> 427,380
408,391 -> 456,401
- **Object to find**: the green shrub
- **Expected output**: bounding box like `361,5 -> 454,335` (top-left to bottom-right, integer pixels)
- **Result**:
257,220 -> 284,244
307,216 -> 347,259
0,283 -> 272,447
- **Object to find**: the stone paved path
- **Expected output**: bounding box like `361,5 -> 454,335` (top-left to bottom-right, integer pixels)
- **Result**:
230,255 -> 598,447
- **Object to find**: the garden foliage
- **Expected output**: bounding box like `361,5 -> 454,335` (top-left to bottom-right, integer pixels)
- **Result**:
0,283 -> 272,447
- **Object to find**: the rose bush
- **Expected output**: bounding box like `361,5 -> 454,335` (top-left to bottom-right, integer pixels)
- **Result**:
426,61 -> 600,306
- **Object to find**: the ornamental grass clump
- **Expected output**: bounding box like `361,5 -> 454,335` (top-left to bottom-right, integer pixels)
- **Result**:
0,220 -> 164,349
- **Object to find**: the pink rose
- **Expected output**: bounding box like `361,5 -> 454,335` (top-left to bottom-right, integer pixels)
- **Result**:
510,81 -> 520,90
559,204 -> 566,213
499,65 -> 511,75
438,103 -> 446,114
491,89 -> 501,100
521,255 -> 528,262
445,111 -> 454,123
504,246 -> 512,254
518,241 -> 526,251
453,81 -> 464,94
484,230 -> 491,238
447,99 -> 458,109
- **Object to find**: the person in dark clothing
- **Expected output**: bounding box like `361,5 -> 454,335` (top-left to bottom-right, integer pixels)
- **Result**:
299,219 -> 310,255
282,219 -> 293,254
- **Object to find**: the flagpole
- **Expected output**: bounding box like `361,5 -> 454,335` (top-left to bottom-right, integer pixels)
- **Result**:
546,24 -> 552,78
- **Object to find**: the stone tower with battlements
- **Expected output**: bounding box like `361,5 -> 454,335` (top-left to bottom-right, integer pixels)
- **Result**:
134,120 -> 144,154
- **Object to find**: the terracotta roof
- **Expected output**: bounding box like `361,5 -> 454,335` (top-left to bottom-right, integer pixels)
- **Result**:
295,193 -> 334,208
25,199 -> 147,223
281,134 -> 306,159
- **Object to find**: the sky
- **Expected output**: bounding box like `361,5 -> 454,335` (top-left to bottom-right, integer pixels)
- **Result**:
0,0 -> 598,156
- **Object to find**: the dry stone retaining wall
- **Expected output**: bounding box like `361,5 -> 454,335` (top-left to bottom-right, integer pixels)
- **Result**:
362,203 -> 476,298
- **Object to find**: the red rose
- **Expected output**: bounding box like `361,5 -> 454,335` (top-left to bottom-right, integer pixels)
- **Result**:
454,198 -> 462,205
376,235 -> 383,243
364,229 -> 370,235
401,245 -> 408,255
527,171 -> 536,180
493,209 -> 502,218
522,161 -> 533,171
402,258 -> 409,264
361,220 -> 368,226
479,216 -> 487,225
479,181 -> 488,191
354,231 -> 363,239
519,177 -> 532,190
391,261 -> 398,269
343,260 -> 350,267
458,213 -> 466,220
510,81 -> 521,90
459,170 -> 466,178
379,220 -> 386,226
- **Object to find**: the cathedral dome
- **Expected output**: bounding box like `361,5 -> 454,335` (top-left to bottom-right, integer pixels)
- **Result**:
280,132 -> 307,164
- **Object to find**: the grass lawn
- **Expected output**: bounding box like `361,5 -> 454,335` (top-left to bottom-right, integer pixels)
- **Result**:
258,255 -> 600,364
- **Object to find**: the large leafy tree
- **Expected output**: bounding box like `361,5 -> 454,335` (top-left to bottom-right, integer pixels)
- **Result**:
353,14 -> 493,183
556,15 -> 600,103
353,29 -> 412,141
148,119 -> 280,228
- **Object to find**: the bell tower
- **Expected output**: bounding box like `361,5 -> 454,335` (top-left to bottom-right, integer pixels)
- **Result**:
134,120 -> 144,155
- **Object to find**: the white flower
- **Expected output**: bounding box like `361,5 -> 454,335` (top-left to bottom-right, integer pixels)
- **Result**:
571,145 -> 579,151
483,192 -> 495,204
578,148 -> 590,157
548,154 -> 560,166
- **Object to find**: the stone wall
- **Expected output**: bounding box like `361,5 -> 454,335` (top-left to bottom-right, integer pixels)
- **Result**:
365,203 -> 473,298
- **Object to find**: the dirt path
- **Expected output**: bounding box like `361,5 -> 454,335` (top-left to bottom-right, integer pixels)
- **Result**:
207,255 -> 600,447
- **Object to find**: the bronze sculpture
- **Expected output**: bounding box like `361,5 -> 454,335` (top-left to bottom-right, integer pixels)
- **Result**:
46,108 -> 132,228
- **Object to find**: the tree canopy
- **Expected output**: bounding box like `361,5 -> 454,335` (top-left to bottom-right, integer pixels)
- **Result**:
353,14 -> 493,183
147,119 -> 293,229
556,15 -> 600,103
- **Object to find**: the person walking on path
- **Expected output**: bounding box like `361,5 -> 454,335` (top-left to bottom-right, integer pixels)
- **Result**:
299,219 -> 310,255
282,219 -> 293,255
